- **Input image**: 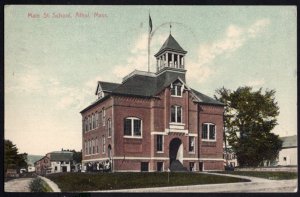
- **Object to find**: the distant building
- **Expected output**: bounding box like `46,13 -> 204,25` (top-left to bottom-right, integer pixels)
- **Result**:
26,155 -> 43,172
277,135 -> 297,166
81,33 -> 225,172
223,147 -> 238,168
34,151 -> 74,175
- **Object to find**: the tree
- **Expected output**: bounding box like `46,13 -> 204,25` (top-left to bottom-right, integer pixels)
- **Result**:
215,86 -> 282,167
4,140 -> 28,173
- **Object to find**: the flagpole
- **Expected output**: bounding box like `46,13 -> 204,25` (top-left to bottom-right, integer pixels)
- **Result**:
148,25 -> 150,72
148,12 -> 150,72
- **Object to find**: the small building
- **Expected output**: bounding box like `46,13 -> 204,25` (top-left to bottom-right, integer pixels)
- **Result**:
34,151 -> 74,174
277,135 -> 297,166
34,156 -> 50,175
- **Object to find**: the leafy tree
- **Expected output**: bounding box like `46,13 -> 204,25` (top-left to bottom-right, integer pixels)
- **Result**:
215,86 -> 282,167
4,140 -> 28,173
72,150 -> 82,164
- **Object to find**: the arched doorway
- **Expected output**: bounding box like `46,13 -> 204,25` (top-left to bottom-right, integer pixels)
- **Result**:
169,138 -> 183,164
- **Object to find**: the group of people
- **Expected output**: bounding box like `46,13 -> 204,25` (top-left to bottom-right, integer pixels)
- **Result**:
86,159 -> 111,172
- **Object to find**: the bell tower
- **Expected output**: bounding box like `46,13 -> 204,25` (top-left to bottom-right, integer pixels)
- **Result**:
154,33 -> 187,74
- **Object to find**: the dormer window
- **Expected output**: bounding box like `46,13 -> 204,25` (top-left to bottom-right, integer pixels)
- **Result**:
98,91 -> 104,99
171,82 -> 183,97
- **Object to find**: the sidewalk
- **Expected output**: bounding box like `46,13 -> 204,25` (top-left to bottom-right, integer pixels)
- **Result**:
5,178 -> 34,192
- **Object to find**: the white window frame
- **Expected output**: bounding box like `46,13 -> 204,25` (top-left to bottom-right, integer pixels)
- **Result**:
156,135 -> 164,153
92,114 -> 95,129
171,83 -> 183,97
107,119 -> 112,138
95,112 -> 98,128
170,105 -> 182,123
102,135 -> 106,154
102,108 -> 106,126
188,136 -> 195,153
202,123 -> 216,141
123,117 -> 143,138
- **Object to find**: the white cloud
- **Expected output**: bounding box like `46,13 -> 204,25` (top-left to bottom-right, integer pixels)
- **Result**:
187,18 -> 270,85
246,79 -> 265,87
112,32 -> 168,78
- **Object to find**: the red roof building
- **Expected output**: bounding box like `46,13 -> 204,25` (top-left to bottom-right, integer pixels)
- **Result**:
80,34 -> 225,172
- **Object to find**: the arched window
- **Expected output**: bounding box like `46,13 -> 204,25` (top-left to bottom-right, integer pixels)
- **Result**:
171,105 -> 182,123
85,141 -> 88,155
95,112 -> 98,128
107,119 -> 112,137
202,123 -> 216,141
92,114 -> 95,129
124,117 -> 142,137
89,116 -> 92,131
102,108 -> 106,126
85,118 -> 88,132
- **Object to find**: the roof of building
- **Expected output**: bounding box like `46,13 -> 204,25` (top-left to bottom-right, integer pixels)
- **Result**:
48,151 -> 73,161
98,81 -> 120,92
155,34 -> 187,57
81,35 -> 223,113
191,89 -> 224,105
280,135 -> 297,148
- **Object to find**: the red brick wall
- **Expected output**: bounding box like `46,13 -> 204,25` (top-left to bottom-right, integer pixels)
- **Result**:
82,98 -> 113,161
113,96 -> 152,158
203,160 -> 224,171
81,85 -> 225,171
199,105 -> 224,159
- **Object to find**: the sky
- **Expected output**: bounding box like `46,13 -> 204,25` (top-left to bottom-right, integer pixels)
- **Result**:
5,5 -> 297,155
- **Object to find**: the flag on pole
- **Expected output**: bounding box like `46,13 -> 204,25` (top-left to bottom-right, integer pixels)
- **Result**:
149,14 -> 152,33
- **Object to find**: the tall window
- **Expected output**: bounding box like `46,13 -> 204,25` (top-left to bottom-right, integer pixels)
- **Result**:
89,116 -> 92,131
95,112 -> 98,128
202,123 -> 216,141
102,135 -> 106,153
156,135 -> 163,152
189,136 -> 195,152
171,105 -> 182,123
102,108 -> 106,126
96,137 -> 99,153
107,119 -> 112,137
85,118 -> 88,132
124,117 -> 142,137
92,139 -> 95,154
88,140 -> 91,155
92,114 -> 95,129
171,83 -> 182,96
98,111 -> 102,127
85,141 -> 88,155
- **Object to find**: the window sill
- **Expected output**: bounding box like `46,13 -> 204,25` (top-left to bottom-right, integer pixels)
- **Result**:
171,95 -> 182,98
202,139 -> 216,142
189,151 -> 195,154
123,136 -> 142,139
156,151 -> 164,153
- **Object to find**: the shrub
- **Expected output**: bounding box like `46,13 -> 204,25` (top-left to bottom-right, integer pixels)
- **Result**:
30,177 -> 53,192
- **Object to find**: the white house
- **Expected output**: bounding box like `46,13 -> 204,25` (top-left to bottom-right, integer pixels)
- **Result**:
277,135 -> 297,166
46,151 -> 74,173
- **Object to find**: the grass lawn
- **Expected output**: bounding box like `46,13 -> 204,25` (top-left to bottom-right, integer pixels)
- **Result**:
216,171 -> 298,180
46,172 -> 250,192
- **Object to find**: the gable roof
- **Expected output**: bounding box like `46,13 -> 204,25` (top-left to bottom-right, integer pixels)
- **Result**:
81,69 -> 224,113
95,81 -> 120,95
49,151 -> 73,161
191,89 -> 224,106
280,135 -> 297,148
155,34 -> 187,57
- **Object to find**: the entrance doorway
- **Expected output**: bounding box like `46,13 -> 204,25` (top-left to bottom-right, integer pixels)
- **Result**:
169,138 -> 183,164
